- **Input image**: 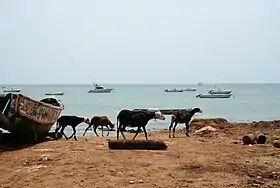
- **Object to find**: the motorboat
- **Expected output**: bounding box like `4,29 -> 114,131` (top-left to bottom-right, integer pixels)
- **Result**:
164,88 -> 183,93
208,88 -> 232,95
88,83 -> 114,93
196,93 -> 232,98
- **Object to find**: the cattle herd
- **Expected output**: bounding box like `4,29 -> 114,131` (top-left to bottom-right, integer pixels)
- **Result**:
54,107 -> 203,141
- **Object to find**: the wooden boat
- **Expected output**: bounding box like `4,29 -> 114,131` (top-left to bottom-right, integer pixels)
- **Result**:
164,89 -> 183,93
208,89 -> 232,95
2,88 -> 21,93
0,93 -> 64,142
45,92 -> 64,96
88,83 -> 114,93
196,93 -> 232,98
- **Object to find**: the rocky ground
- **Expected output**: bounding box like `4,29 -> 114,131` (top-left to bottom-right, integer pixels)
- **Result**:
0,118 -> 280,188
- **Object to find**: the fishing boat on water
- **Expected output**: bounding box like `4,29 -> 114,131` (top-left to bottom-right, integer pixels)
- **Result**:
182,88 -> 196,91
2,88 -> 21,93
45,92 -> 64,96
88,83 -> 114,93
0,93 -> 64,142
196,93 -> 232,99
164,88 -> 184,92
208,88 -> 232,94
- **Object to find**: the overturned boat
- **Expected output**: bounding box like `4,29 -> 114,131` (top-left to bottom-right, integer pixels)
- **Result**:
0,93 -> 64,142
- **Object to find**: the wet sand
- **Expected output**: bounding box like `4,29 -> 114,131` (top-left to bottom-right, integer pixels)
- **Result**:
0,118 -> 280,188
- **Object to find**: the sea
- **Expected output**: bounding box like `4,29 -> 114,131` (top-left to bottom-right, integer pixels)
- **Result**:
1,84 -> 280,136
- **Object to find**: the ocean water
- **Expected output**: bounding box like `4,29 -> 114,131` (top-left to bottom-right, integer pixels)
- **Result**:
1,84 -> 280,136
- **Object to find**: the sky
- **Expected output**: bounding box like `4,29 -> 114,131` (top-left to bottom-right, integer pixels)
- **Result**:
0,0 -> 279,84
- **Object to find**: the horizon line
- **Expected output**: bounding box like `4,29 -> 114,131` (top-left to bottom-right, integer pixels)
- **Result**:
1,82 -> 280,85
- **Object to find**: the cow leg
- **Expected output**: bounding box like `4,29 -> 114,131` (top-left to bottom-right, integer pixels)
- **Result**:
168,122 -> 174,138
83,124 -> 92,136
54,124 -> 61,138
142,126 -> 148,140
68,126 -> 77,140
93,126 -> 99,137
172,122 -> 178,138
101,125 -> 104,137
106,125 -> 110,136
119,125 -> 126,140
116,124 -> 121,140
185,123 -> 190,137
132,126 -> 142,140
60,126 -> 68,140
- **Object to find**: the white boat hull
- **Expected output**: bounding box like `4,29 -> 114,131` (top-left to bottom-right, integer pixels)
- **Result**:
208,90 -> 232,94
197,94 -> 232,98
88,88 -> 114,93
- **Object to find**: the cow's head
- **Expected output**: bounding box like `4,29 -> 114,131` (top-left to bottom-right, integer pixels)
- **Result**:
83,117 -> 91,124
154,111 -> 165,120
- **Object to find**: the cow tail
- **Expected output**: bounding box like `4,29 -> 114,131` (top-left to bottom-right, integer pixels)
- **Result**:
116,116 -> 119,132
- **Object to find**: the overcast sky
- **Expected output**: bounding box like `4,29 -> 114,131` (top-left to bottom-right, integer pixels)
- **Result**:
0,0 -> 279,84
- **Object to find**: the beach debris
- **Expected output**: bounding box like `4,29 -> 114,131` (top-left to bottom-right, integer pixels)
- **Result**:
242,133 -> 257,145
194,126 -> 217,134
242,131 -> 267,145
108,139 -> 168,150
272,140 -> 280,148
255,133 -> 266,144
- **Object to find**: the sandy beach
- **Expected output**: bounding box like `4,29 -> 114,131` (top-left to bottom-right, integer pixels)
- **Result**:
1,118 -> 280,188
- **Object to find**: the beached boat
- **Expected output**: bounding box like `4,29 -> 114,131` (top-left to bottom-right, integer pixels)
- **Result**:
196,93 -> 232,98
0,93 -> 64,141
45,92 -> 64,96
164,89 -> 184,92
2,88 -> 21,93
208,89 -> 232,95
88,83 -> 114,93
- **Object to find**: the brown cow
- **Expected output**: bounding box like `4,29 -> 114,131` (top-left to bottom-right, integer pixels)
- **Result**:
169,107 -> 202,138
83,116 -> 115,137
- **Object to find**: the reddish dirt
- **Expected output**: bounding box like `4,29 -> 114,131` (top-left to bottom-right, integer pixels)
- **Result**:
0,118 -> 280,188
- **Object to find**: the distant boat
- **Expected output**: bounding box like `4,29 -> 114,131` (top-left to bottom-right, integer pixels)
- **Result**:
208,89 -> 232,95
182,88 -> 196,92
196,93 -> 232,98
164,88 -> 184,93
88,83 -> 114,93
45,92 -> 64,96
2,88 -> 21,93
